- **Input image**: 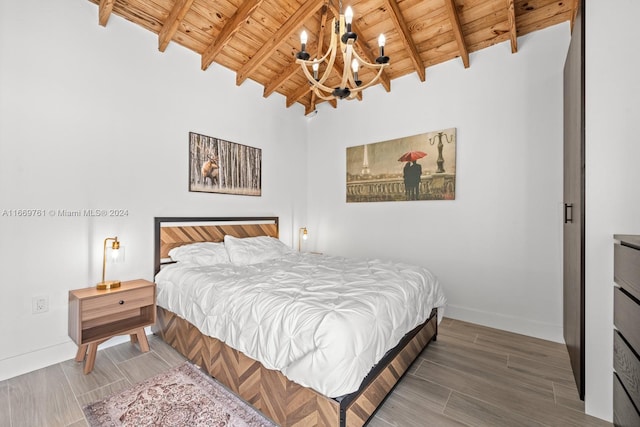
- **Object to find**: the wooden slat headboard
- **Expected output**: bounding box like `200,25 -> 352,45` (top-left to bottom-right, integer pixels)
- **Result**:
154,217 -> 279,276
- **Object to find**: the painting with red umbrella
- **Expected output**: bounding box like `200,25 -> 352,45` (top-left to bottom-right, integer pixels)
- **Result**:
346,128 -> 456,202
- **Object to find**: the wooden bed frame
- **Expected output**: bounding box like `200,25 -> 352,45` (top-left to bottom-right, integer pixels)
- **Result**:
152,217 -> 438,426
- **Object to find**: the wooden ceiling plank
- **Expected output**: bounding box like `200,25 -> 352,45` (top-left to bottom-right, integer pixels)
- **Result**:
158,0 -> 196,52
443,0 -> 470,68
506,0 -> 517,53
201,0 -> 266,71
99,0 -> 115,27
236,0 -> 325,85
383,0 -> 426,82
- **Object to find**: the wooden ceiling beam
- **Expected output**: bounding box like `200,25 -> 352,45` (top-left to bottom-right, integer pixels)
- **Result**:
201,0 -> 266,71
287,83 -> 313,108
443,0 -> 470,68
235,0 -> 325,85
98,0 -> 115,27
263,61 -> 300,98
506,0 -> 517,53
306,93 -> 317,115
383,0 -> 425,82
158,0 -> 195,52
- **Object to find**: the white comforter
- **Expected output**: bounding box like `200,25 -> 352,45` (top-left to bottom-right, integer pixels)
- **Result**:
155,252 -> 446,397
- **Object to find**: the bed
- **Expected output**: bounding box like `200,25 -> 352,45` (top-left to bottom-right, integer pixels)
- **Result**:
152,217 -> 445,426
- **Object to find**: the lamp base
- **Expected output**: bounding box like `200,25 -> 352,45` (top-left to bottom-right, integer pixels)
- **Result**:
96,280 -> 121,290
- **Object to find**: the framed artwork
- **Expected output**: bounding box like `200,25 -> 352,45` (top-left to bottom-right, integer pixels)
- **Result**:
346,128 -> 456,203
189,132 -> 262,196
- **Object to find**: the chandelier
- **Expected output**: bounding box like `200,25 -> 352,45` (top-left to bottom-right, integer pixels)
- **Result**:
295,3 -> 390,101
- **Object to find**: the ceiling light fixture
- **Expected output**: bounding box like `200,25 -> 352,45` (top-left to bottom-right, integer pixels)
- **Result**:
296,2 -> 389,101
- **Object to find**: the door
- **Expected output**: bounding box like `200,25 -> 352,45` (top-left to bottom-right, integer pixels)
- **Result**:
563,2 -> 585,400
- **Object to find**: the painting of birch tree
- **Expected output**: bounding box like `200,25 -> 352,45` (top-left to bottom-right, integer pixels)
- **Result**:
189,132 -> 262,196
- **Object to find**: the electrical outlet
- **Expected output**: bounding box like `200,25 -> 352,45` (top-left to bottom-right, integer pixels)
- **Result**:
32,296 -> 49,314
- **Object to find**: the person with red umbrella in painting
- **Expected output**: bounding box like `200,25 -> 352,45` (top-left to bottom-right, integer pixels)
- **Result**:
399,151 -> 426,200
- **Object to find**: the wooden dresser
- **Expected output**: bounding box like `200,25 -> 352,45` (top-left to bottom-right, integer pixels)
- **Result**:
613,234 -> 640,426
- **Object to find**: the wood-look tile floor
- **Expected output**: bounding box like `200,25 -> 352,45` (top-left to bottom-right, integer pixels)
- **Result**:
0,318 -> 611,427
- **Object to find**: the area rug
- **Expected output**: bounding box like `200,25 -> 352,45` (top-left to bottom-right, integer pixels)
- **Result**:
83,362 -> 276,426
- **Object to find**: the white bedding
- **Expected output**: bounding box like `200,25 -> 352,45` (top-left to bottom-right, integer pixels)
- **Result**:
155,252 -> 446,398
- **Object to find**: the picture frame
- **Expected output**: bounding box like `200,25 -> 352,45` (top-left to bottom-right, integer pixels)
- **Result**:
189,132 -> 262,196
346,128 -> 456,202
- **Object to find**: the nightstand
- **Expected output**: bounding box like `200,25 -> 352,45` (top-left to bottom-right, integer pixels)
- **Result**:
68,279 -> 156,374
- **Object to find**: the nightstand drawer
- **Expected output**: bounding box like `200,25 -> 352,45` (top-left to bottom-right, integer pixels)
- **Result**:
82,287 -> 154,321
615,243 -> 640,301
614,287 -> 640,353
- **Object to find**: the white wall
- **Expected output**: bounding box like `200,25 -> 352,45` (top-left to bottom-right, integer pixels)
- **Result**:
0,0 -> 307,380
307,24 -> 570,343
1,0 -> 628,422
584,0 -> 640,420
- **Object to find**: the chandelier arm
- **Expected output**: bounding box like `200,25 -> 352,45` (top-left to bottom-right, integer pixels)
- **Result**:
295,19 -> 338,89
311,86 -> 338,101
308,19 -> 337,66
297,62 -> 337,95
341,64 -> 389,99
340,43 -> 354,89
352,65 -> 388,92
318,31 -> 339,85
349,48 -> 386,70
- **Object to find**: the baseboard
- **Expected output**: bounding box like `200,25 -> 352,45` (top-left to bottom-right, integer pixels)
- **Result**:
445,304 -> 564,344
0,334 -> 132,381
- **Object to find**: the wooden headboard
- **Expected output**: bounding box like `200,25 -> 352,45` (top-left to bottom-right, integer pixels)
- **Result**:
154,217 -> 279,276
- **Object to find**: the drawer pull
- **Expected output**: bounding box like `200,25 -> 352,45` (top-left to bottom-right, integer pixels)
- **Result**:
119,300 -> 124,305
564,203 -> 573,224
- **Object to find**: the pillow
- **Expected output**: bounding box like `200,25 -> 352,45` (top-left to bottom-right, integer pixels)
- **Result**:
168,242 -> 230,266
223,235 -> 293,265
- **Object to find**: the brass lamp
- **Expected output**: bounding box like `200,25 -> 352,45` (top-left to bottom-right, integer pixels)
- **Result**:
298,227 -> 308,252
97,237 -> 121,290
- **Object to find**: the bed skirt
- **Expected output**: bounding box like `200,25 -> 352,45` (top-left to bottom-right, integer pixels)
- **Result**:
152,306 -> 437,427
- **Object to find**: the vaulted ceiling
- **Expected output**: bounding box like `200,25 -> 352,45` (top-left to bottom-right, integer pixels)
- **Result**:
89,0 -> 579,115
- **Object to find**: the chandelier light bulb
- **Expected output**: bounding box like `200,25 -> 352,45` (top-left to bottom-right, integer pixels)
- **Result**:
344,6 -> 353,25
352,58 -> 361,86
376,33 -> 389,64
297,30 -> 310,60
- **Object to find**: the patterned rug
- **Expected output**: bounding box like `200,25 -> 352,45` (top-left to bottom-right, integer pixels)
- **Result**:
83,362 -> 276,426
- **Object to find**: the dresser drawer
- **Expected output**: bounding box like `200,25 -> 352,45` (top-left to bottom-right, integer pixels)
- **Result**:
614,287 -> 640,353
614,374 -> 640,427
614,330 -> 640,412
615,243 -> 640,301
82,286 -> 154,321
